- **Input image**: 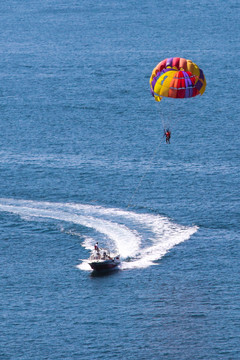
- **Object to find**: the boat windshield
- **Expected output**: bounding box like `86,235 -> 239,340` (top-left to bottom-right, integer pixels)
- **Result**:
90,249 -> 111,261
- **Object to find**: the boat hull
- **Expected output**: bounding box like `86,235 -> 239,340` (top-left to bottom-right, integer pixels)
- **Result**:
89,259 -> 120,271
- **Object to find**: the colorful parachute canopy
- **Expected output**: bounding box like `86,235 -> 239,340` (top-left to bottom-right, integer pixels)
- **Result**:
150,57 -> 206,102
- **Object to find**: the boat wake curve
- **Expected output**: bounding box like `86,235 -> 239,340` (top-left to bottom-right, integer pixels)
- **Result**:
0,198 -> 198,270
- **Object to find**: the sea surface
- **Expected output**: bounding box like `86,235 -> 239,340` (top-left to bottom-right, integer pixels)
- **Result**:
0,1 -> 239,359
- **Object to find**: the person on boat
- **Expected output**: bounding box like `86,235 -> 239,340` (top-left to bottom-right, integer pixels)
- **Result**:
164,129 -> 171,144
94,242 -> 99,251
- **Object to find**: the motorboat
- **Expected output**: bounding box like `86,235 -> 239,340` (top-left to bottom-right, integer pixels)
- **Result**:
88,248 -> 121,272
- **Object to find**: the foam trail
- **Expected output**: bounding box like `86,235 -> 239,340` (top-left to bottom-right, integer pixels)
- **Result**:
0,198 -> 198,270
0,202 -> 140,257
121,227 -> 197,269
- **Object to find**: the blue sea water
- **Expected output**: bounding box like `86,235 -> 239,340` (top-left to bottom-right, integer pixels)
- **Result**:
0,0 -> 239,359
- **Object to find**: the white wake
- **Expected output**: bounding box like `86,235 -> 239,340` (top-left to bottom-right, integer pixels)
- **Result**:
0,198 -> 198,270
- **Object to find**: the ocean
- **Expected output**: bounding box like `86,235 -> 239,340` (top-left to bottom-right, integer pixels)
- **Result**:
0,1 -> 239,359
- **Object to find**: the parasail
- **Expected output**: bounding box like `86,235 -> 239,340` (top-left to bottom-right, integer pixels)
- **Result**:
150,57 -> 206,102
